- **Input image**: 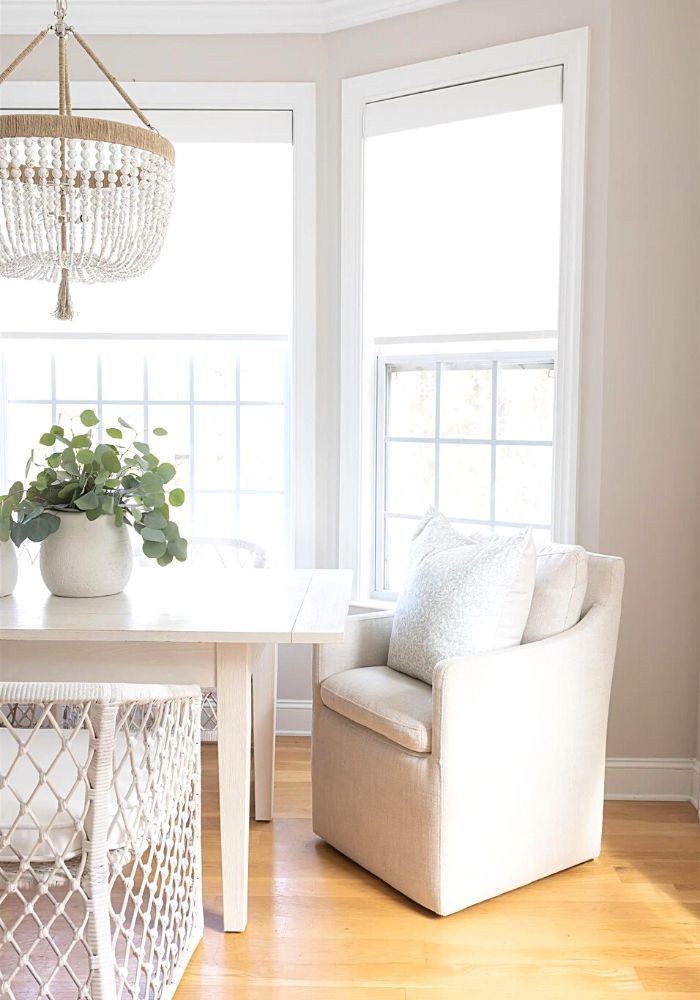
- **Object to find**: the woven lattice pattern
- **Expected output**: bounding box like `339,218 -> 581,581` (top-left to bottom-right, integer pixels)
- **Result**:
0,683 -> 202,1000
200,540 -> 268,743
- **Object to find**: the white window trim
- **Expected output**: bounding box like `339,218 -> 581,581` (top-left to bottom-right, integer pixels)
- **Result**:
0,81 -> 317,568
338,29 -> 589,599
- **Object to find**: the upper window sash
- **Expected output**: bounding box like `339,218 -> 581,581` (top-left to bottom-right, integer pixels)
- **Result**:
364,65 -> 562,138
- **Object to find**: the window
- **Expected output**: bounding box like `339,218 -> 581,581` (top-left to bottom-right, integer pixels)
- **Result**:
340,35 -> 588,599
0,87 -> 315,568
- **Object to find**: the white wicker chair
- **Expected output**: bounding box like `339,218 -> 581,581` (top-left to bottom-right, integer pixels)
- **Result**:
0,682 -> 203,1000
200,539 -> 269,744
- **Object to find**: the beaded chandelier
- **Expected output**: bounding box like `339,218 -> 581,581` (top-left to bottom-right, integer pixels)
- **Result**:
0,1 -> 175,320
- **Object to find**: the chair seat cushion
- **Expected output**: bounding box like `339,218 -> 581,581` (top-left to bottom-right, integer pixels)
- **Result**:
320,666 -> 432,753
0,728 -> 146,864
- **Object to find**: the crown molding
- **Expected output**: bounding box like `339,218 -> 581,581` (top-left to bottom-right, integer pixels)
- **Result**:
0,0 -> 458,35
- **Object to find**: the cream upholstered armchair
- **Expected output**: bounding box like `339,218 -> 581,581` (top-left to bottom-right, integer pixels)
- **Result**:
312,552 -> 624,916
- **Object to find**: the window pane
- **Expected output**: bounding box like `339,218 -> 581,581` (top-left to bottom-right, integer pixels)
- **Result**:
497,366 -> 554,441
147,348 -> 190,402
100,405 -> 146,444
4,345 -> 51,401
439,443 -> 491,521
240,348 -> 286,403
54,343 -> 98,401
495,445 -> 552,524
385,441 -> 434,514
101,344 -> 145,402
194,343 -> 237,401
144,404 -> 192,488
440,367 -> 492,439
240,406 -> 285,491
194,406 -> 236,491
192,493 -> 235,540
387,368 -> 435,438
364,104 -> 562,340
6,403 -> 51,483
239,494 -> 286,566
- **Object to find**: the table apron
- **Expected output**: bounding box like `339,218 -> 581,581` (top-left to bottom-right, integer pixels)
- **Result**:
0,640 -> 217,686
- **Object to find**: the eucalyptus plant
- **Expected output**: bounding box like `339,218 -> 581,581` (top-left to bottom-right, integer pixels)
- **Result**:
0,410 -> 188,566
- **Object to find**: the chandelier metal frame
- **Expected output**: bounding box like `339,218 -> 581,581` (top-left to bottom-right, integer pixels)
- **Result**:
0,0 -> 175,319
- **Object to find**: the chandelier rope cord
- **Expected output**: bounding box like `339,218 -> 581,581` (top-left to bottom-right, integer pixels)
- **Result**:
0,0 -> 175,321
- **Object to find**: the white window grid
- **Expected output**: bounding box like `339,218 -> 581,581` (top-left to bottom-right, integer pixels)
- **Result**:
374,351 -> 555,597
0,343 -> 291,556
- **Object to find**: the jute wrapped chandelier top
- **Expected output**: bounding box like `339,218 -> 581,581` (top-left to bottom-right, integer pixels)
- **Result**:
0,1 -> 175,320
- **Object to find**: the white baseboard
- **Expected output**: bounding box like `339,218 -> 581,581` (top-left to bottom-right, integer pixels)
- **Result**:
275,702 -> 700,809
276,699 -> 313,736
605,756 -> 699,807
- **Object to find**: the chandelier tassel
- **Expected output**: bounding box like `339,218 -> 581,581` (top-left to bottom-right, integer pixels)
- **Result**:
54,270 -> 73,320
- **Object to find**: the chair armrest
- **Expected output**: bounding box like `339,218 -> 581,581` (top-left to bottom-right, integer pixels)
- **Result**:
313,611 -> 394,687
432,598 -> 622,764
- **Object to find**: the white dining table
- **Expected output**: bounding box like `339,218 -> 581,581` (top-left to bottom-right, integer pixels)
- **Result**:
0,566 -> 353,932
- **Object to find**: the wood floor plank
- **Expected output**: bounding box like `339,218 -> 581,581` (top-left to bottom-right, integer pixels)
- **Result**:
184,740 -> 700,997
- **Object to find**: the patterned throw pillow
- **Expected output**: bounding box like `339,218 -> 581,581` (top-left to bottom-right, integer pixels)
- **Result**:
387,512 -> 536,685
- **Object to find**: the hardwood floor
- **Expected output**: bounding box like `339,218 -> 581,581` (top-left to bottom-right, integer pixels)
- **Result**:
181,738 -> 700,1000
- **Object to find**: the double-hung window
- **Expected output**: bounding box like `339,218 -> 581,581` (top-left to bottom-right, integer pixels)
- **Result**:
346,49 -> 584,599
0,100 -> 302,567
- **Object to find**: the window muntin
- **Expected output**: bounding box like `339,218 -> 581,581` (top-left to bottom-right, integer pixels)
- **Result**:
376,357 -> 554,595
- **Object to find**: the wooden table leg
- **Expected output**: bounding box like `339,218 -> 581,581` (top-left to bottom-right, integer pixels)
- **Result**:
216,642 -> 252,932
252,643 -> 277,822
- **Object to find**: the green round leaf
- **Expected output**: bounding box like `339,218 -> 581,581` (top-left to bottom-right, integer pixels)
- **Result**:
74,491 -> 100,511
106,427 -> 123,440
152,427 -> 168,437
24,515 -> 54,543
58,482 -> 81,500
142,526 -> 166,543
80,409 -> 100,428
39,432 -> 56,447
76,449 -> 95,465
143,539 -> 168,559
169,488 -> 185,508
157,463 -> 176,484
143,510 -> 168,530
95,446 -> 121,474
168,537 -> 188,562
71,434 -> 91,449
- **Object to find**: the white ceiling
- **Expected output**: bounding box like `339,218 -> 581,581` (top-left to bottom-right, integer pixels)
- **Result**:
0,0 -> 459,35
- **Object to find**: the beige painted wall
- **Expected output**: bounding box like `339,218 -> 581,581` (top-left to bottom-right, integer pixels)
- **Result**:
2,0 -> 698,758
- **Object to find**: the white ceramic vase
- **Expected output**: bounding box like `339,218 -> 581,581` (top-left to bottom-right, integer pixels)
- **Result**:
40,511 -> 133,598
0,539 -> 18,597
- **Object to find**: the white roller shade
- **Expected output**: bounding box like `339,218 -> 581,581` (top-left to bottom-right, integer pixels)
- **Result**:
364,65 -> 562,138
